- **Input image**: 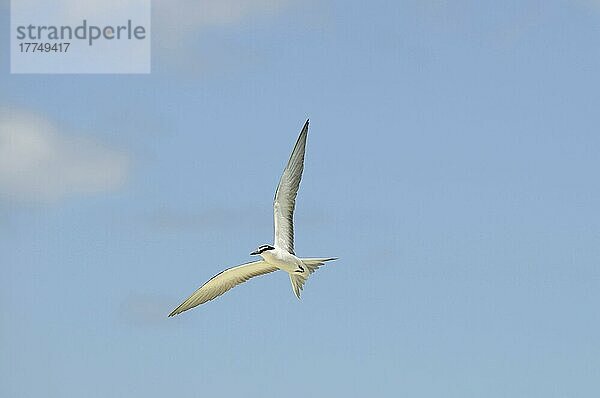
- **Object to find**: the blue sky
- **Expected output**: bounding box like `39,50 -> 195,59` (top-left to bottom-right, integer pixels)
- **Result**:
1,1 -> 600,397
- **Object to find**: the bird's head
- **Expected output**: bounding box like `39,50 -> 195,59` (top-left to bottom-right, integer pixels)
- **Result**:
250,244 -> 275,256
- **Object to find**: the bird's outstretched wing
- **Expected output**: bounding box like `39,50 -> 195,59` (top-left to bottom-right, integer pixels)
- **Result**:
168,261 -> 279,316
273,119 -> 309,255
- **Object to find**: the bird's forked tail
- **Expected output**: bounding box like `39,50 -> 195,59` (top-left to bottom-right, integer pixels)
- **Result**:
289,257 -> 337,299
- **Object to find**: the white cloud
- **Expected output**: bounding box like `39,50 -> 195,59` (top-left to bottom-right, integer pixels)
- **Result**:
0,108 -> 128,202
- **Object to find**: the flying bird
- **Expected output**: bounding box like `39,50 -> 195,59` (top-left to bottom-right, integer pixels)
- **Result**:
168,120 -> 337,316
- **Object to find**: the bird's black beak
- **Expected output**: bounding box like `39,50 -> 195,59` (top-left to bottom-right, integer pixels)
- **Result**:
250,250 -> 260,256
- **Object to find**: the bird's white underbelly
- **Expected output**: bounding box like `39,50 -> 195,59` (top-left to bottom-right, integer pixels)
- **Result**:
260,249 -> 301,273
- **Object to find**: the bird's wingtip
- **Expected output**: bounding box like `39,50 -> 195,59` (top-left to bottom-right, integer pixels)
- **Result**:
168,309 -> 179,317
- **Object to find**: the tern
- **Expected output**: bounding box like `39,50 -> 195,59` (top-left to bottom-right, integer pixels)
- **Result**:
168,120 -> 337,316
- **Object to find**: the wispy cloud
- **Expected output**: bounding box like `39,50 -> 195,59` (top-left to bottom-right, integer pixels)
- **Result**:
9,0 -> 293,71
151,0 -> 293,72
142,206 -> 265,232
141,204 -> 331,234
119,293 -> 173,327
41,0 -> 290,29
156,0 -> 289,30
0,0 -> 296,75
579,0 -> 600,8
0,108 -> 128,202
